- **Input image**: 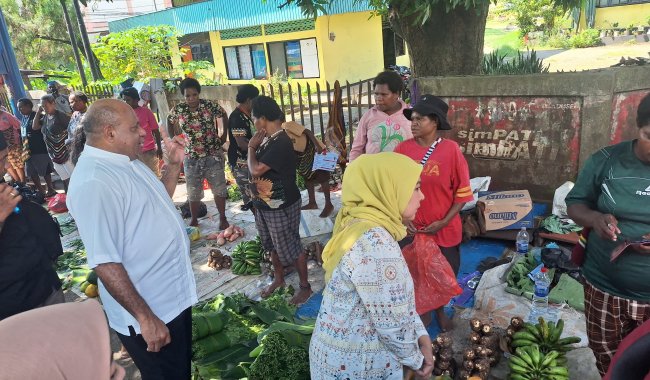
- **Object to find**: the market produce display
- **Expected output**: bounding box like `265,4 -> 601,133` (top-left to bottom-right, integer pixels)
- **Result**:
430,332 -> 455,378
206,249 -> 232,270
458,319 -> 501,380
509,345 -> 568,380
191,288 -> 314,380
230,238 -> 264,276
206,225 -> 246,246
507,317 -> 580,380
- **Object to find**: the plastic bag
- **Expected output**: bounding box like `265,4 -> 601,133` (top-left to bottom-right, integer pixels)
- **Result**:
552,181 -> 574,218
461,177 -> 491,211
47,193 -> 68,213
401,234 -> 463,315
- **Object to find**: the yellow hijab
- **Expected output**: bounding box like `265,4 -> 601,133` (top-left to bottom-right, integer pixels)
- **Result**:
322,152 -> 423,282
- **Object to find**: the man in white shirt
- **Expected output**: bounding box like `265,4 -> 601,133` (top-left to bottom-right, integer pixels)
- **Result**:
67,99 -> 197,379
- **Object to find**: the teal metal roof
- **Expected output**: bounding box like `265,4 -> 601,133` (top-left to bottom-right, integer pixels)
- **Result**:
109,0 -> 373,35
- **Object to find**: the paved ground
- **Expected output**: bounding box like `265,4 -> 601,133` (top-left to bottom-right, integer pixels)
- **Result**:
543,41 -> 650,72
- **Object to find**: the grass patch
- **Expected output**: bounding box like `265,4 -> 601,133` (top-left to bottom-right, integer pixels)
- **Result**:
484,26 -> 522,57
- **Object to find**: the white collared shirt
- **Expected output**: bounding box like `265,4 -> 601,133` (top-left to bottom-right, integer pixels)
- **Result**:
67,144 -> 197,335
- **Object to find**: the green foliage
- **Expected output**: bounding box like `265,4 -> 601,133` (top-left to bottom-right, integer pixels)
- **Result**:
1,0 -> 77,70
568,28 -> 602,48
482,49 -> 549,75
228,184 -> 243,202
248,332 -> 310,380
92,25 -> 181,84
509,0 -> 569,37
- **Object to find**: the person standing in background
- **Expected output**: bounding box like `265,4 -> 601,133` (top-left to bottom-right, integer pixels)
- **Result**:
17,98 -> 56,197
168,78 -> 230,229
0,108 -> 25,184
227,84 -> 259,211
349,71 -> 412,161
121,87 -> 162,177
33,95 -> 72,192
66,91 -> 89,148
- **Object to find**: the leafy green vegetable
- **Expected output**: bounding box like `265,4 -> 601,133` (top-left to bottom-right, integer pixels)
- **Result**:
248,332 -> 310,380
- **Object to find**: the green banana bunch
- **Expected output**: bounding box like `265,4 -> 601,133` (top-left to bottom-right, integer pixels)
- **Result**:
231,239 -> 265,275
511,317 -> 580,359
509,345 -> 569,380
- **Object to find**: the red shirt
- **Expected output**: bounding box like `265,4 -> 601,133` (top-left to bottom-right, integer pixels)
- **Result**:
394,138 -> 472,247
133,106 -> 159,152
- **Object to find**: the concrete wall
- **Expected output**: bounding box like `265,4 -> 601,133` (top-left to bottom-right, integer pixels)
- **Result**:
416,66 -> 650,201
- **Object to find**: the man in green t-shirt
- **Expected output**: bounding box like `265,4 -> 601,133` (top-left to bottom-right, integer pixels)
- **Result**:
566,92 -> 650,376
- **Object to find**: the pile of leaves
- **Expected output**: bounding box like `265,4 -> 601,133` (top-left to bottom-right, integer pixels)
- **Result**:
539,215 -> 582,235
506,252 -> 556,296
57,239 -> 90,290
192,288 -> 314,380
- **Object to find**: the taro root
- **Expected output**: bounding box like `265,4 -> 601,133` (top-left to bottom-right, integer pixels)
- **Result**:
437,360 -> 451,370
506,326 -> 517,337
431,343 -> 440,354
474,359 -> 490,373
480,335 -> 499,349
510,316 -> 524,329
463,348 -> 477,361
470,318 -> 483,332
470,331 -> 482,344
458,369 -> 472,380
436,333 -> 453,347
474,345 -> 485,356
481,323 -> 493,336
433,367 -> 443,376
439,348 -> 453,362
463,360 -> 475,371
441,369 -> 452,377
488,355 -> 500,366
478,347 -> 493,358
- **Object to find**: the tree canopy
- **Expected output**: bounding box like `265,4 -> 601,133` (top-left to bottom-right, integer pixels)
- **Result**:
1,0 -> 77,70
279,0 -> 582,76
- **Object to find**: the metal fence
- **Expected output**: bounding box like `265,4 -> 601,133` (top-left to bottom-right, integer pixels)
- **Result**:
71,84 -> 115,102
257,78 -> 375,147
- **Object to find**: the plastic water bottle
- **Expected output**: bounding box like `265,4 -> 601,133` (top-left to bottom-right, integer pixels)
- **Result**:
530,267 -> 550,320
516,227 -> 529,255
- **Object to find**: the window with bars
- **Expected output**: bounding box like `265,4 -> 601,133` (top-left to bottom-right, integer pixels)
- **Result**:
267,38 -> 320,79
223,44 -> 267,80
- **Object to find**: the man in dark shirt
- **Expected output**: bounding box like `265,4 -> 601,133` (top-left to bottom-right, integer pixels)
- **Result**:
0,133 -> 64,320
227,84 -> 259,211
18,98 -> 56,197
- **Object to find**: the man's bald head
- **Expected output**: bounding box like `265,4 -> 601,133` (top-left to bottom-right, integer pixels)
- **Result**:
82,99 -> 131,139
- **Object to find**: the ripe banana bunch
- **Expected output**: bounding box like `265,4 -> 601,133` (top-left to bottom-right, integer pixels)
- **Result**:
509,345 -> 568,380
511,317 -> 581,363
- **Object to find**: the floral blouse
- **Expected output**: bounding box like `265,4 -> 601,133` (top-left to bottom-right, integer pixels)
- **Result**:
309,227 -> 427,380
168,99 -> 226,159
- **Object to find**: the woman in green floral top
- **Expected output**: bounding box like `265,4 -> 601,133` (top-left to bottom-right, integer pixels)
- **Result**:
168,78 -> 230,229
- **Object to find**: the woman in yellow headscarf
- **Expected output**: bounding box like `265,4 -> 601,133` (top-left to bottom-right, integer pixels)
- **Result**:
309,152 -> 433,380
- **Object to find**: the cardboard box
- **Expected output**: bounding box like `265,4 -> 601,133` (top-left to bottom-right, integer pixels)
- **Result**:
477,190 -> 534,231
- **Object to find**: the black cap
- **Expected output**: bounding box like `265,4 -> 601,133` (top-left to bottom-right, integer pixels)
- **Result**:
0,132 -> 7,151
403,94 -> 452,130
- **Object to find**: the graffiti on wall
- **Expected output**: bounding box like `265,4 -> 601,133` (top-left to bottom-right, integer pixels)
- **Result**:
440,97 -> 582,200
610,90 -> 650,144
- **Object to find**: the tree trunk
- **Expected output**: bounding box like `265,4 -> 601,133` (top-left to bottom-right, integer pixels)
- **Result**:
72,0 -> 104,80
391,2 -> 490,77
60,0 -> 87,87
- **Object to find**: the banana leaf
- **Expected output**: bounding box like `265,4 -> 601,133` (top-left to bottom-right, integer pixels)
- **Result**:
192,311 -> 229,341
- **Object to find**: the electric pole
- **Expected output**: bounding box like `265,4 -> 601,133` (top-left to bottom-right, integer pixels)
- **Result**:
72,0 -> 103,81
60,0 -> 87,87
